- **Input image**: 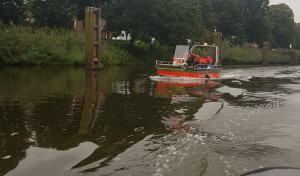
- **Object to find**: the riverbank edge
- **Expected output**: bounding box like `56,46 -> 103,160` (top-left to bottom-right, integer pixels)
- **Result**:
0,25 -> 298,66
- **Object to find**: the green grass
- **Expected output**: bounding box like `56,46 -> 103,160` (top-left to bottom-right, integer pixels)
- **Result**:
0,23 -> 298,66
0,23 -> 173,66
0,23 -> 84,65
101,40 -> 173,65
222,42 -> 298,65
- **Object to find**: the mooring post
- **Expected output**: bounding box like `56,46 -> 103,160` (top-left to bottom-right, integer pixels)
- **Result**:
262,41 -> 269,67
213,32 -> 222,65
291,49 -> 297,65
85,7 -> 101,70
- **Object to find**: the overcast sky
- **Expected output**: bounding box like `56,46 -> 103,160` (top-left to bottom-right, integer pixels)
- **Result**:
269,0 -> 300,23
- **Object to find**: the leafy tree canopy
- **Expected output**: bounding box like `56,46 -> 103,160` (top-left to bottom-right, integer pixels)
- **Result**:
212,0 -> 247,45
103,0 -> 203,46
1,0 -> 299,49
267,3 -> 295,48
295,23 -> 300,49
30,0 -> 76,29
244,0 -> 271,46
0,0 -> 26,25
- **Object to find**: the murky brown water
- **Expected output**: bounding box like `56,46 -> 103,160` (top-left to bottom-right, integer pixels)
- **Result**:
1,65 -> 300,176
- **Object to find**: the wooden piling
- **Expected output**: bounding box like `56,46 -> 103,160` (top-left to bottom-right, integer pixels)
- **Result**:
85,7 -> 101,70
213,32 -> 222,65
262,41 -> 269,67
291,49 -> 297,65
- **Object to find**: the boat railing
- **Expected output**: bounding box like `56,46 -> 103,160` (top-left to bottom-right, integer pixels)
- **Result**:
194,64 -> 222,69
156,60 -> 173,66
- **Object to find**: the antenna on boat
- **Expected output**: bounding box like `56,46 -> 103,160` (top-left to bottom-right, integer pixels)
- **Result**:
187,39 -> 192,51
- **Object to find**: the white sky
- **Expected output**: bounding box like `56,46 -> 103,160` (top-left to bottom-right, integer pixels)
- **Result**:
269,0 -> 300,23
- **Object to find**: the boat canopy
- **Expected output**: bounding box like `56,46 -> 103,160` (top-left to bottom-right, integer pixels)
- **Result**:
190,45 -> 219,65
172,44 -> 220,66
173,45 -> 189,60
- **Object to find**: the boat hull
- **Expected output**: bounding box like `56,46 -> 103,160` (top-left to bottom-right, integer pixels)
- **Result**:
157,65 -> 221,78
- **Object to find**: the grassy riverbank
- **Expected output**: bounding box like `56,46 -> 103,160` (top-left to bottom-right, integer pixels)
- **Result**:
222,43 -> 298,65
0,23 -> 173,66
0,24 -> 298,66
0,24 -> 84,65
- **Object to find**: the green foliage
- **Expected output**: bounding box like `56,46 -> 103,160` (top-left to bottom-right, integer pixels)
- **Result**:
30,0 -> 76,29
212,0 -> 247,46
295,23 -> 300,50
222,42 -> 262,64
1,0 -> 299,51
103,0 -> 155,44
267,4 -> 296,49
101,41 -> 135,65
269,48 -> 293,64
199,0 -> 217,43
244,0 -> 271,45
103,0 -> 203,46
0,23 -> 84,65
0,23 -> 173,66
160,0 -> 203,45
0,0 -> 26,25
101,41 -> 173,65
222,42 -> 293,65
70,0 -> 88,20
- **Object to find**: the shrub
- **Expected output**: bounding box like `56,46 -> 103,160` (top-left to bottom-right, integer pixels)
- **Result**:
0,22 -> 296,66
0,23 -> 84,65
222,42 -> 295,65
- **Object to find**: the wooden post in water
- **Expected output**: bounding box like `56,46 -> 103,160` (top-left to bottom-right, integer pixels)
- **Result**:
262,41 -> 269,67
213,32 -> 222,65
291,49 -> 297,65
85,7 -> 101,70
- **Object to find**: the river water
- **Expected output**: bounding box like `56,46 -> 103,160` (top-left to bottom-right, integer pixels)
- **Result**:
1,65 -> 300,176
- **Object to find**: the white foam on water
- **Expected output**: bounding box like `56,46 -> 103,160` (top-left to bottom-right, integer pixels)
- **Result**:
217,86 -> 246,97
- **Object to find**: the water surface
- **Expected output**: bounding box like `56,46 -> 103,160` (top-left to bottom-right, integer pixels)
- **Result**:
1,65 -> 300,176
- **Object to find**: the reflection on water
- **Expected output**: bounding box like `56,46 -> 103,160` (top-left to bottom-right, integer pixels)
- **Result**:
1,66 -> 300,176
6,142 -> 98,176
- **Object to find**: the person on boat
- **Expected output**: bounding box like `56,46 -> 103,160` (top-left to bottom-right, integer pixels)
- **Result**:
199,57 -> 208,65
203,54 -> 213,65
194,57 -> 201,65
187,50 -> 198,66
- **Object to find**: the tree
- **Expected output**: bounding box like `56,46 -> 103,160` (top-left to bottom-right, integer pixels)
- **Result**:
244,0 -> 271,46
30,0 -> 76,29
199,0 -> 217,43
267,3 -> 295,48
0,0 -> 26,25
155,0 -> 203,45
103,0 -> 147,45
212,0 -> 247,46
104,0 -> 202,46
295,23 -> 300,50
69,0 -> 94,21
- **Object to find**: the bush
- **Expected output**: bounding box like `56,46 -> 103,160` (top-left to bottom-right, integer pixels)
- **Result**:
269,48 -> 292,65
0,23 -> 173,66
222,43 -> 262,65
101,40 -> 173,65
0,23 -> 84,65
222,42 -> 295,65
1,22 -> 296,66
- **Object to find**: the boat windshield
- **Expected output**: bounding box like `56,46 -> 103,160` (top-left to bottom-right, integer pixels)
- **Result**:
173,45 -> 189,59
